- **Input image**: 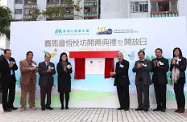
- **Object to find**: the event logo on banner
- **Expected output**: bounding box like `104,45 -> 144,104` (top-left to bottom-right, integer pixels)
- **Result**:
55,28 -> 90,35
10,17 -> 187,108
97,26 -> 112,35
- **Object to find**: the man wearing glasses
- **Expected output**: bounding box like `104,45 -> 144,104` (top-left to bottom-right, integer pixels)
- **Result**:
0,49 -> 18,112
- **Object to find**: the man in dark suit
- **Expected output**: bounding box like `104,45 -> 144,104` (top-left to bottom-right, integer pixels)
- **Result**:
38,53 -> 56,110
132,51 -> 152,112
0,49 -> 18,112
152,48 -> 169,112
110,52 -> 130,111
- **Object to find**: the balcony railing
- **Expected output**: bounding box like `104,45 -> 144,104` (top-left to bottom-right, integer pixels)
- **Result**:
46,3 -> 74,8
150,11 -> 178,17
84,13 -> 97,17
151,13 -> 178,17
24,1 -> 37,5
24,4 -> 37,8
84,2 -> 97,7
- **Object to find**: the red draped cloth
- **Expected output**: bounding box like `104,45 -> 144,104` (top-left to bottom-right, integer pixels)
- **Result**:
74,58 -> 85,79
104,58 -> 114,78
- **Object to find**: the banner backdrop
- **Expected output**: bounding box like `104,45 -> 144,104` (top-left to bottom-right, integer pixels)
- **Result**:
10,17 -> 187,108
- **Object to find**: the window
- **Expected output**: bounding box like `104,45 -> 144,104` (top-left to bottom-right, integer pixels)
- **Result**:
47,0 -> 59,2
158,1 -> 169,11
171,0 -> 177,11
131,2 -> 148,13
15,9 -> 22,14
15,0 -> 23,4
47,0 -> 53,2
25,0 -> 37,4
151,2 -> 157,11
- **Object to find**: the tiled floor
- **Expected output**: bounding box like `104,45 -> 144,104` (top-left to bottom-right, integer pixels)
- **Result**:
0,106 -> 187,122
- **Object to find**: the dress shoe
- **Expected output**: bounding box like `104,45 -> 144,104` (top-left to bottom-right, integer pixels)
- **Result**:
11,107 -> 18,110
175,109 -> 180,112
144,109 -> 148,112
65,107 -> 69,110
117,108 -> 124,110
41,107 -> 45,110
161,108 -> 166,112
153,108 -> 161,111
46,107 -> 53,110
178,108 -> 185,113
61,106 -> 64,110
135,108 -> 143,111
4,109 -> 12,112
124,109 -> 129,111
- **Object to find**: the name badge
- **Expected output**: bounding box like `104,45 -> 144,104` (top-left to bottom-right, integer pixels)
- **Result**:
120,64 -> 124,68
67,65 -> 71,68
142,64 -> 147,67
159,61 -> 164,65
32,63 -> 37,67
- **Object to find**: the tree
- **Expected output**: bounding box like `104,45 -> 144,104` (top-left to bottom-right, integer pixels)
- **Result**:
0,6 -> 12,40
28,0 -> 82,21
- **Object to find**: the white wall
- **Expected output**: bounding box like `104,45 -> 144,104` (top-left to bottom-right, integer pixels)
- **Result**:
100,0 -> 128,19
0,35 -> 9,49
74,0 -> 84,20
179,0 -> 187,36
37,0 -> 47,12
0,0 -> 8,6
6,0 -> 15,18
179,0 -> 187,17
14,2 -> 24,20
130,13 -> 148,18
14,14 -> 23,19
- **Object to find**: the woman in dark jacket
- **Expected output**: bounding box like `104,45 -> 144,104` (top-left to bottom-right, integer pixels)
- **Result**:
57,52 -> 72,110
170,47 -> 186,113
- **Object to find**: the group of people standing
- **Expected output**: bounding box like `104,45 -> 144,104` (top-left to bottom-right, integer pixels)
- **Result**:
0,47 -> 186,113
110,47 -> 186,113
0,50 -> 72,112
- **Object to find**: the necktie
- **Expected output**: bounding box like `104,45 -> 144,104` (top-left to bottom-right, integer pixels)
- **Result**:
46,62 -> 49,68
140,60 -> 144,63
29,62 -> 32,67
7,59 -> 13,75
28,62 -> 32,74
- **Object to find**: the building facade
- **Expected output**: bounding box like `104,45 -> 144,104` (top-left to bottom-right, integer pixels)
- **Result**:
0,0 -> 182,20
0,0 -> 100,21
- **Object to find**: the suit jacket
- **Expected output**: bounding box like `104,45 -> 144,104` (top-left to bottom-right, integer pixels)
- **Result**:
114,59 -> 130,86
152,57 -> 169,84
57,62 -> 72,80
38,61 -> 56,87
20,59 -> 38,85
0,56 -> 18,85
132,59 -> 152,85
170,57 -> 186,80
57,62 -> 72,93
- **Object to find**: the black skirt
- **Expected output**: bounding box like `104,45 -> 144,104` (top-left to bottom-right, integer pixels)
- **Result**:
58,75 -> 71,93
